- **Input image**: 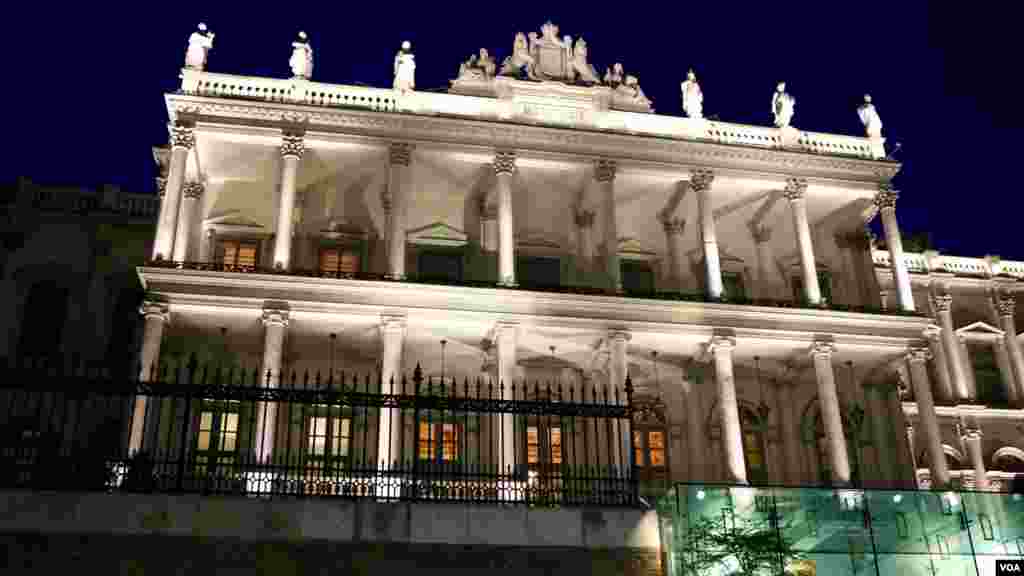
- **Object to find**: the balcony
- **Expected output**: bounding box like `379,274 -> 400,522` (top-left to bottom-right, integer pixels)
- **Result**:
873,249 -> 1024,281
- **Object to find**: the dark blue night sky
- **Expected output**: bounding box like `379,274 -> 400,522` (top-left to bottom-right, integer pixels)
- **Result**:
6,3 -> 1018,258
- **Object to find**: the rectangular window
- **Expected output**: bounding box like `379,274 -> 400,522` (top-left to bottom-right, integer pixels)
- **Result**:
527,426 -> 540,464
307,414 -> 351,467
219,239 -> 259,268
517,256 -> 562,288
419,420 -> 459,462
621,260 -> 654,293
527,425 -> 561,466
418,250 -> 463,283
319,246 -> 361,275
633,430 -> 645,466
792,272 -> 832,304
549,427 -> 562,465
194,401 -> 240,475
723,272 -> 746,301
648,431 -> 665,467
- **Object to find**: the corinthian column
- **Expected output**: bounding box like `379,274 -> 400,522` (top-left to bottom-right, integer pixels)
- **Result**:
907,347 -> 950,488
961,424 -> 987,490
378,315 -> 406,474
662,217 -> 685,291
273,133 -> 305,270
172,182 -> 204,262
811,341 -> 851,485
875,185 -> 915,312
387,142 -> 412,278
751,225 -> 775,300
932,293 -> 971,401
494,151 -> 517,285
129,301 -> 169,455
255,308 -> 289,465
784,178 -> 821,305
693,169 -> 722,299
595,160 -> 620,290
996,294 -> 1024,403
153,123 -> 194,260
608,329 -> 631,470
924,326 -> 954,403
710,336 -> 745,484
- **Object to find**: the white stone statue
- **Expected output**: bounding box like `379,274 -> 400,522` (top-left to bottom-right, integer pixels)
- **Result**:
570,37 -> 600,84
458,48 -> 496,80
393,41 -> 416,93
771,81 -> 795,128
858,94 -> 883,138
604,63 -> 624,87
289,31 -> 313,79
499,32 -> 534,77
621,75 -> 648,102
184,23 -> 215,71
680,69 -> 703,119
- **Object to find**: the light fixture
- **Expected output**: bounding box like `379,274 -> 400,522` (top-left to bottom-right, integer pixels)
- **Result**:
696,489 -> 706,501
893,494 -> 903,504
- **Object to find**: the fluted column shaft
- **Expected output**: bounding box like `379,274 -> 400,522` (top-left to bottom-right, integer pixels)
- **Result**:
595,160 -> 619,290
387,143 -> 412,278
876,187 -> 915,311
129,302 -> 169,455
962,427 -> 987,490
694,170 -> 722,299
682,374 -> 705,481
172,182 -> 204,262
785,178 -> 821,305
777,382 -> 803,485
255,309 -> 289,464
997,295 -> 1024,403
925,327 -> 954,403
908,348 -> 950,487
711,337 -> 745,484
378,316 -> 405,470
933,294 -> 971,400
153,124 -> 193,260
495,152 -> 517,284
496,323 -> 518,474
199,229 -> 215,263
812,342 -> 851,485
273,134 -> 304,270
662,218 -> 685,290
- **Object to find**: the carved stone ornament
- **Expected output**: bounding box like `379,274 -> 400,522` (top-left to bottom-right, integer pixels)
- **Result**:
783,177 -> 808,201
183,182 -> 205,199
574,209 -> 595,228
156,177 -> 168,198
262,308 -> 290,328
810,340 -> 836,357
931,293 -> 953,313
874,185 -> 898,210
708,335 -> 735,353
389,142 -> 412,166
493,151 -> 517,175
280,133 -> 305,159
169,124 -> 196,150
632,396 -> 667,425
996,294 -> 1016,318
139,301 -> 170,321
594,159 -> 617,182
662,217 -> 685,235
906,346 -> 931,363
750,223 -> 772,244
689,168 -> 714,191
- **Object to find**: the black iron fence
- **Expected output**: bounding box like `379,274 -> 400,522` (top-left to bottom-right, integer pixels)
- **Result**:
143,259 -> 920,317
0,356 -> 638,507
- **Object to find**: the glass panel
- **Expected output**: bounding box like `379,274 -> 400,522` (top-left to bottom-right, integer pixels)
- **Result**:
442,423 -> 457,461
339,251 -> 360,274
197,430 -> 211,451
633,430 -> 645,466
418,420 -> 433,460
220,241 -> 237,266
527,426 -> 539,464
319,248 -> 339,273
550,427 -> 562,465
649,431 -> 665,467
236,243 -> 257,267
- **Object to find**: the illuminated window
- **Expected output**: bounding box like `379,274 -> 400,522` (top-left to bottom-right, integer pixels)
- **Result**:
527,425 -> 561,467
194,401 -> 240,475
319,246 -> 361,275
549,427 -> 562,465
528,427 -> 540,464
419,420 -> 459,462
633,429 -> 667,468
218,239 -> 258,268
307,414 -> 350,469
740,409 -> 767,482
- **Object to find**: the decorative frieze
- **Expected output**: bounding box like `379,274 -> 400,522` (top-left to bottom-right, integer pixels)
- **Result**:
493,151 -> 517,175
280,132 -> 305,159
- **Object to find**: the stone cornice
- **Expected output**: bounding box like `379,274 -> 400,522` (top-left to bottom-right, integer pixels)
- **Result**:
138,267 -> 929,351
902,402 -> 1024,423
166,94 -> 901,183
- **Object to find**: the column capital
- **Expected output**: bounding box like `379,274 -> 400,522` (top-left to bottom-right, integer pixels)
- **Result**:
930,293 -> 953,313
493,151 -> 517,175
874,185 -> 899,210
750,223 -> 772,244
923,325 -> 943,341
156,177 -> 168,199
810,340 -> 836,358
389,142 -> 412,166
280,132 -> 306,159
574,209 -> 595,228
996,293 -> 1016,318
139,301 -> 170,322
494,321 -> 519,335
783,177 -> 808,201
906,346 -> 932,363
959,424 -> 983,441
662,217 -> 685,235
594,159 -> 617,182
380,314 -> 407,333
689,168 -> 714,191
169,123 -> 196,151
708,335 -> 736,354
183,181 -> 205,199
607,329 -> 632,343
262,308 -> 290,328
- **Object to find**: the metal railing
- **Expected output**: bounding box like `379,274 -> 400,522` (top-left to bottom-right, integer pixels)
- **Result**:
143,259 -> 921,317
0,357 -> 638,507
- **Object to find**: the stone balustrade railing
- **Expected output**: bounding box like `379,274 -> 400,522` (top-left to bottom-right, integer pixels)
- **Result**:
873,249 -> 1024,280
178,70 -> 886,160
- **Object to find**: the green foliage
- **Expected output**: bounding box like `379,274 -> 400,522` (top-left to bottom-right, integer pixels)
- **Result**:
677,512 -> 802,576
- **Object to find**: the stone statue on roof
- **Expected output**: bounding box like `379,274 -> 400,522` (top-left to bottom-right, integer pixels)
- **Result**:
569,37 -> 600,84
771,81 -> 795,128
289,31 -> 313,80
680,69 -> 703,119
604,63 -> 624,88
459,48 -> 496,80
857,94 -> 883,138
393,41 -> 416,93
499,32 -> 535,78
184,23 -> 215,71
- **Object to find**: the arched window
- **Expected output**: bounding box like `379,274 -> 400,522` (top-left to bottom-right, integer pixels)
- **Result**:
741,408 -> 768,483
992,449 -> 1024,474
17,280 -> 69,361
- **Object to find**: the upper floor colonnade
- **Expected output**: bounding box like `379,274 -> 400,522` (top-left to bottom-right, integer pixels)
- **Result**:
150,124 -> 916,311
